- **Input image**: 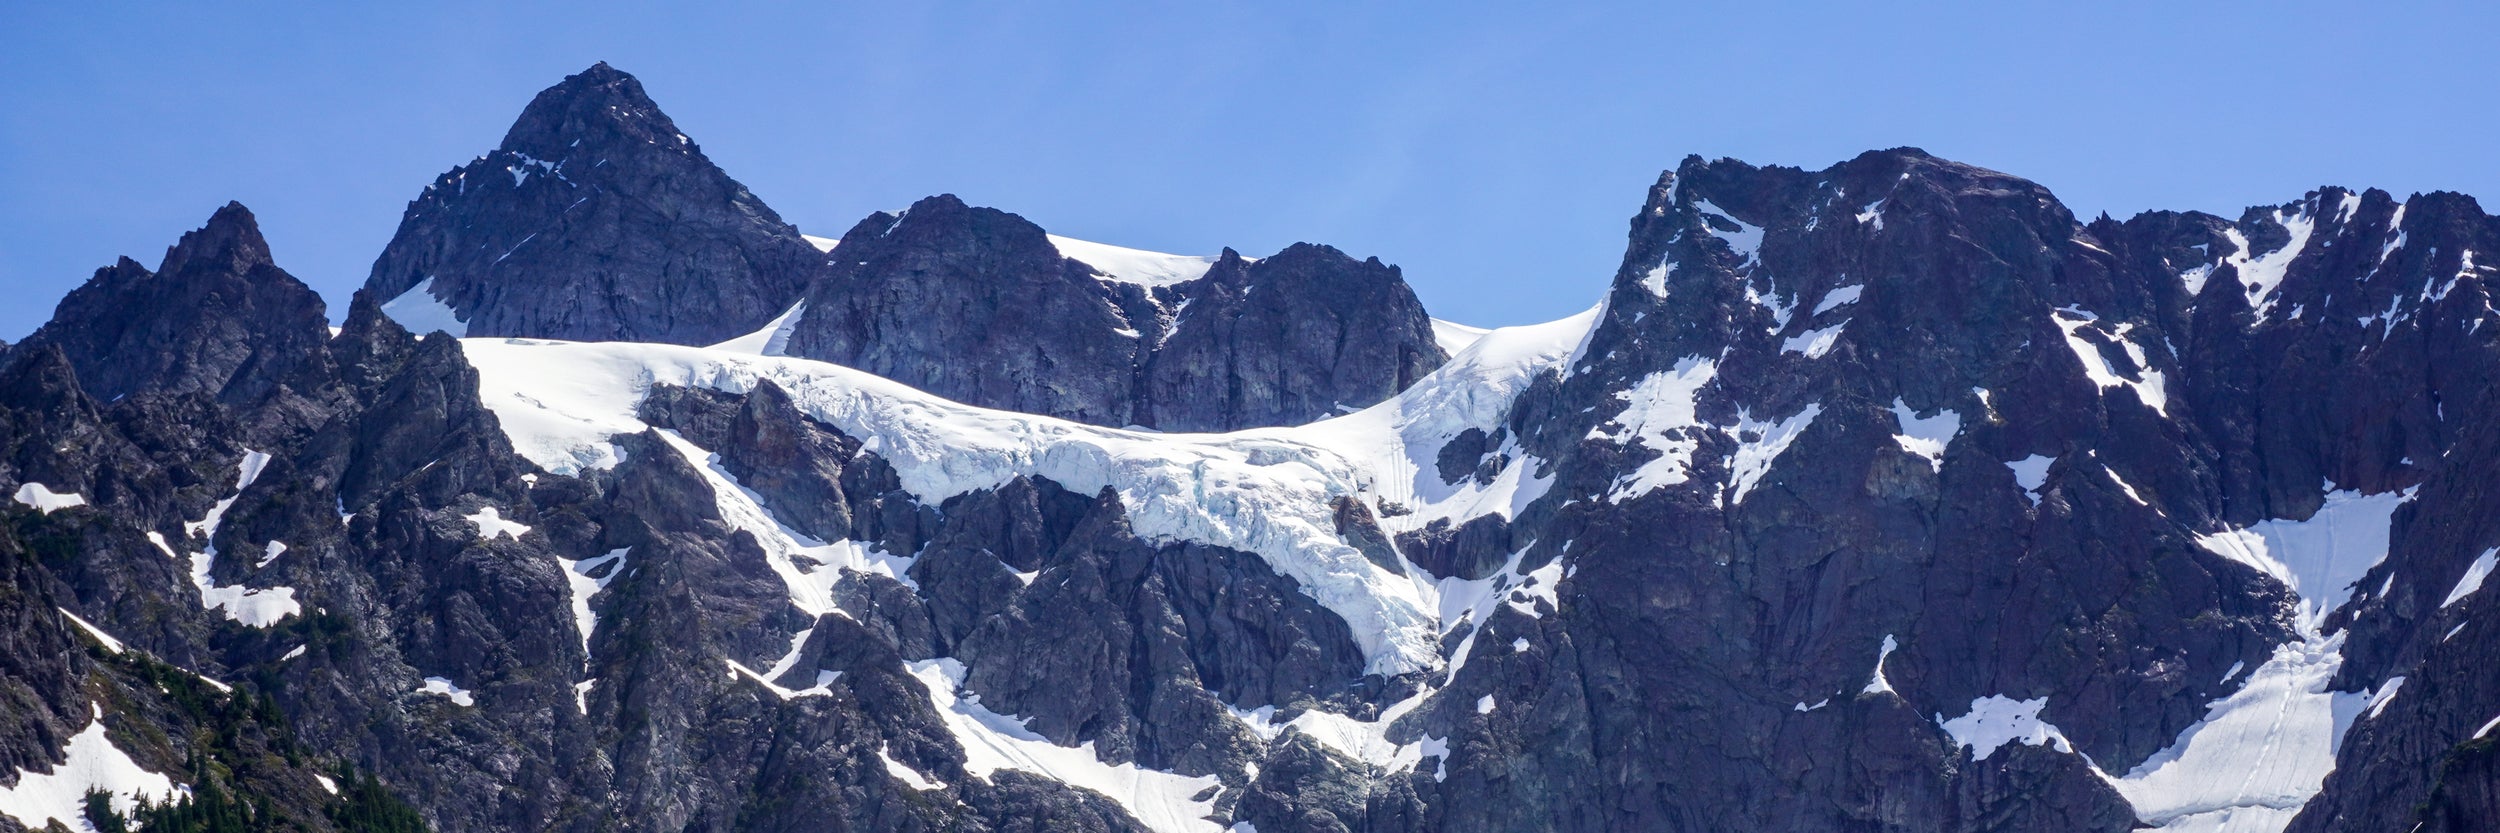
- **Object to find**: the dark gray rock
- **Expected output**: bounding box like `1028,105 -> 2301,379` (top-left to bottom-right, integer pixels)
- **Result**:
362,62 -> 819,345
784,196 -> 1449,430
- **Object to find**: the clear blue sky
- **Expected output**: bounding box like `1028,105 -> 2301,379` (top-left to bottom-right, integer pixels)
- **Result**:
5,2 -> 2495,340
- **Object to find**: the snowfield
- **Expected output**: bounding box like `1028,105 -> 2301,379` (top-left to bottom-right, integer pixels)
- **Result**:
462,306 -> 1597,678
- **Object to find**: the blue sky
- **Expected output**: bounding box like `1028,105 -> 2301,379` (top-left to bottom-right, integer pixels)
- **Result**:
4,2 -> 2495,339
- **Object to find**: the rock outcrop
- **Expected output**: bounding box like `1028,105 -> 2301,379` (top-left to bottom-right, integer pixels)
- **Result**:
361,62 -> 819,345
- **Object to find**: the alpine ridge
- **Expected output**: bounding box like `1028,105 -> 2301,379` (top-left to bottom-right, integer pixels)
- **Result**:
3,64 -> 2498,833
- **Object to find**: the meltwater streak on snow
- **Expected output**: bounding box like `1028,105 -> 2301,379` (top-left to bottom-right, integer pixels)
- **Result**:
0,705 -> 182,831
909,659 -> 1223,833
380,277 -> 470,338
1049,235 -> 1220,288
2103,485 -> 2414,833
461,306 -> 1603,676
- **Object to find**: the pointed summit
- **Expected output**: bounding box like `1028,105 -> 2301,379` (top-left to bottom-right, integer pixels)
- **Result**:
498,61 -> 688,161
158,200 -> 274,276
19,203 -> 331,406
362,64 -> 819,345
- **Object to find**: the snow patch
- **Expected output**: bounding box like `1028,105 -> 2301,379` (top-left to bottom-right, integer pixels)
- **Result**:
880,746 -> 947,791
0,704 -> 183,831
11,482 -> 85,514
1050,235 -> 1218,288
1864,635 -> 1899,696
2226,210 -> 2316,321
1430,319 -> 1491,356
708,301 -> 808,356
2053,308 -> 2169,416
1889,399 -> 1960,473
465,506 -> 531,540
1812,284 -> 1863,316
1937,696 -> 2074,761
1590,357 -> 1717,500
559,547 -> 628,664
58,609 -> 124,654
909,659 -> 1221,833
2008,455 -> 2054,507
418,677 -> 475,707
380,277 -> 469,337
2441,547 -> 2497,609
184,451 -> 299,627
2194,486 -> 2413,626
1724,404 -> 1822,505
1781,322 -> 1846,358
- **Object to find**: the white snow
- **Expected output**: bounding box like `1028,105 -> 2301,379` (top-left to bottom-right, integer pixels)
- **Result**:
2225,210 -> 2317,321
1856,199 -> 1886,231
418,677 -> 475,707
2476,714 -> 2500,741
1864,635 -> 1899,696
2109,484 -> 2413,832
11,482 -> 86,514
1430,319 -> 1491,356
1936,695 -> 2074,761
314,773 -> 338,795
1475,694 -> 1496,714
1812,284 -> 1864,316
2193,486 -> 2413,626
460,305 -> 1605,676
880,746 -> 947,791
2008,455 -> 2054,506
380,277 -> 469,337
657,430 -> 919,619
2441,547 -> 2497,608
281,645 -> 306,661
1724,404 -> 1822,505
2053,308 -> 2169,416
184,451 -> 299,628
559,547 -> 628,663
708,301 -> 808,356
1781,322 -> 1847,358
0,704 -> 183,832
1693,198 -> 1765,266
1050,235 -> 1219,288
465,506 -> 531,540
1590,357 -> 1717,502
800,234 -> 840,253
58,609 -> 124,654
1889,399 -> 1961,473
2180,263 -> 2217,296
909,659 -> 1221,833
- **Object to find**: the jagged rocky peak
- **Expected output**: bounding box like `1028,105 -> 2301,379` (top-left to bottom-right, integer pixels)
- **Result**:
361,62 -> 819,345
1142,240 -> 1446,431
498,60 -> 686,161
785,194 -> 1148,426
784,193 -> 1448,430
13,201 -> 332,408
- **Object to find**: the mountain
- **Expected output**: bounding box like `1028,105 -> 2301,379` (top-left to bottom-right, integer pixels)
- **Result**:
781,195 -> 1448,431
6,67 -> 2500,833
361,63 -> 820,345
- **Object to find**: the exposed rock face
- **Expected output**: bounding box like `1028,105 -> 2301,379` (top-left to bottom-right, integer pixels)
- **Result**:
1142,244 -> 1444,431
783,195 -> 1449,431
16,202 -> 334,412
361,62 -> 819,345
